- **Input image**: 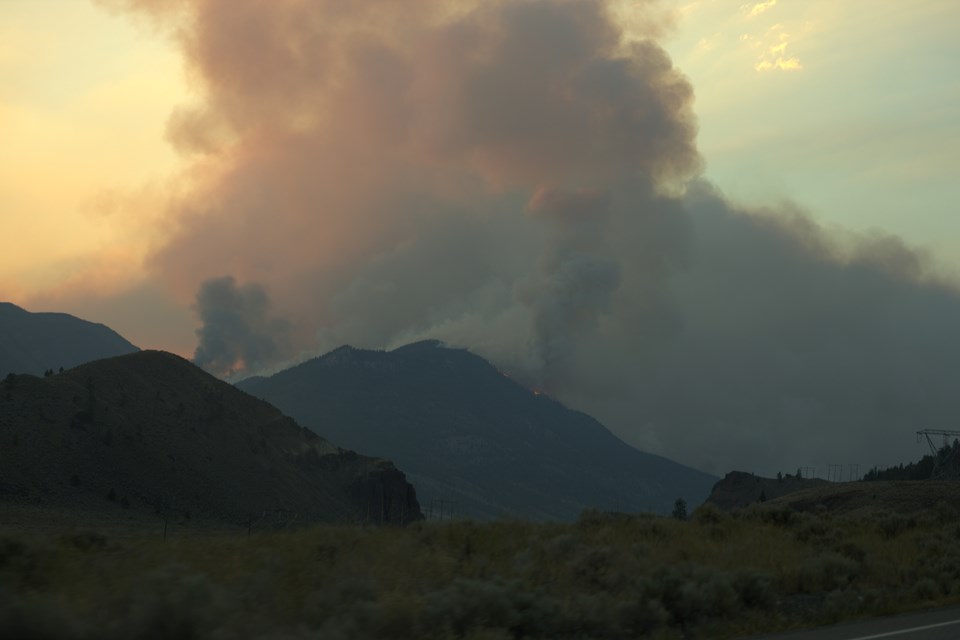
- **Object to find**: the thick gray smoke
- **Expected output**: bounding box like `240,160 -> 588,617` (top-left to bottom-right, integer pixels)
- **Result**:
104,0 -> 960,476
522,188 -> 621,386
560,183 -> 960,476
192,276 -> 291,378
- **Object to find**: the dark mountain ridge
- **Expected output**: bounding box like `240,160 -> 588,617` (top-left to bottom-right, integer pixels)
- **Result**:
239,340 -> 717,520
0,302 -> 139,377
0,350 -> 420,525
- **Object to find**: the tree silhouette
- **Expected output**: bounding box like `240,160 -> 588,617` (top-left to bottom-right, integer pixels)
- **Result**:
672,498 -> 687,521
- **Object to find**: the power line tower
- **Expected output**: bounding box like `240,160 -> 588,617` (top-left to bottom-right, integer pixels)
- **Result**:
916,429 -> 960,479
846,464 -> 860,482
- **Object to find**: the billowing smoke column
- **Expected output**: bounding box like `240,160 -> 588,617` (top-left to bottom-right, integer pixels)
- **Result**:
192,276 -> 290,378
102,0 -> 960,476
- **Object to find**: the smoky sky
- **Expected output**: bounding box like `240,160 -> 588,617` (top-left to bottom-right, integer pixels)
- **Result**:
102,0 -> 960,476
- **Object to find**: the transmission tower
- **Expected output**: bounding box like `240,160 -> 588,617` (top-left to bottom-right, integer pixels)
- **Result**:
916,429 -> 960,479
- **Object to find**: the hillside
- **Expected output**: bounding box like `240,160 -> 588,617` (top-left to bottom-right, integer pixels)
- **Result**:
762,480 -> 960,517
0,351 -> 420,525
706,470 -> 830,511
0,302 -> 138,377
238,340 -> 717,520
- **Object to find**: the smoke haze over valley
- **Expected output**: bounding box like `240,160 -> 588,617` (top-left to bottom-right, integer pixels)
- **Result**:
7,0 -> 960,478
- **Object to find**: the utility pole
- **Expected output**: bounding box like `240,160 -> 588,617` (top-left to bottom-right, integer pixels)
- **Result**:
847,464 -> 860,482
826,464 -> 842,482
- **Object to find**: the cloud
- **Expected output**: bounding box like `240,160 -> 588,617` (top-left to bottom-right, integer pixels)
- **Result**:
755,57 -> 802,71
101,0 -> 960,477
754,28 -> 803,71
742,0 -> 777,17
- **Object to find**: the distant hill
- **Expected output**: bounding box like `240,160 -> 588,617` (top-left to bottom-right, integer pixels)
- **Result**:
763,480 -> 960,518
238,340 -> 717,520
0,302 -> 138,377
0,351 -> 420,525
705,471 -> 830,511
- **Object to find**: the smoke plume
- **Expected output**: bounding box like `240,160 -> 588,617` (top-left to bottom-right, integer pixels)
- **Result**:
192,276 -> 291,378
102,0 -> 960,476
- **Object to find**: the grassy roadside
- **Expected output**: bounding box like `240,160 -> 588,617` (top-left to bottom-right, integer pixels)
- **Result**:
3,503 -> 960,639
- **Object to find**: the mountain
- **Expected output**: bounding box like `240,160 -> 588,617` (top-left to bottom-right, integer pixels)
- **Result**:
0,351 -> 421,525
238,340 -> 717,520
0,302 -> 139,377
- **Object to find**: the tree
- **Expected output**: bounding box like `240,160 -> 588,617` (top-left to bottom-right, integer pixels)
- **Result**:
796,467 -> 802,479
777,471 -> 783,482
760,489 -> 767,502
672,498 -> 687,521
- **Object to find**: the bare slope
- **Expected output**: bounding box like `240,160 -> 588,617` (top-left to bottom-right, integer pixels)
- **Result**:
0,351 -> 420,525
238,340 -> 717,520
0,302 -> 138,377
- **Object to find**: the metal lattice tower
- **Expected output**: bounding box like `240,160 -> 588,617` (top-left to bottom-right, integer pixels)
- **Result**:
916,429 -> 960,479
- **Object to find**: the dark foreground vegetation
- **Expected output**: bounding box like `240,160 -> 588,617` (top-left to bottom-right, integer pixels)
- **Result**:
4,503 -> 960,639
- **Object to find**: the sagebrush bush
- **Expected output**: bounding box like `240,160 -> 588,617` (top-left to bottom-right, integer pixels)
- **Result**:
103,568 -> 223,640
795,553 -> 859,593
0,592 -> 85,640
422,578 -> 559,638
692,503 -> 725,526
877,512 -> 916,539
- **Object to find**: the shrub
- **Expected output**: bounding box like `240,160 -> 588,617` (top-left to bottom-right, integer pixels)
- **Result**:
0,536 -> 29,570
822,588 -> 863,622
912,577 -> 940,601
796,553 -> 859,593
61,531 -> 108,552
0,593 -> 84,640
935,501 -> 959,525
692,503 -> 725,526
103,569 -> 222,640
542,533 -> 578,560
421,578 -> 559,638
731,569 -> 776,609
877,512 -> 916,539
0,535 -> 50,590
794,517 -> 832,544
615,597 -> 669,636
570,545 -> 620,589
646,565 -> 742,625
756,506 -> 798,527
834,541 -> 867,564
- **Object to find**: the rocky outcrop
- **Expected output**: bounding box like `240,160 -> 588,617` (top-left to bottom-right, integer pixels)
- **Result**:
705,470 -> 829,511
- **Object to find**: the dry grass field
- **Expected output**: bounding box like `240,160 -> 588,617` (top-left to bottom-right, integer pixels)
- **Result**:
4,484 -> 960,639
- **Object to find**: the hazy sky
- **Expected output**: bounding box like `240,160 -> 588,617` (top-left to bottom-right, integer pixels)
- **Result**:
2,0 -> 959,475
